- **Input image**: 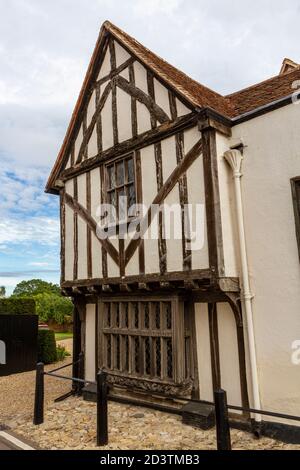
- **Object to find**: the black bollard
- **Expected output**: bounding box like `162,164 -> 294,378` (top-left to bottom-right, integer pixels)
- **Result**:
33,363 -> 44,425
97,371 -> 108,446
77,352 -> 85,395
214,389 -> 231,450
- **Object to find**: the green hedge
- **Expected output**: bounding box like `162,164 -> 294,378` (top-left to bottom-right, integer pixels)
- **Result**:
0,298 -> 36,316
38,329 -> 57,364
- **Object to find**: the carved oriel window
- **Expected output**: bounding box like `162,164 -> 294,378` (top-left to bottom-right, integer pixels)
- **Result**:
291,177 -> 300,260
105,154 -> 137,222
98,297 -> 192,387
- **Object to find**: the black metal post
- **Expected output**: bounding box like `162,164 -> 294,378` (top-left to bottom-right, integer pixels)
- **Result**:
77,352 -> 85,395
97,371 -> 108,447
214,389 -> 231,450
33,363 -> 44,425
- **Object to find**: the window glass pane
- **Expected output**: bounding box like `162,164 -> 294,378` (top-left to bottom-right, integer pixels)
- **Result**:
108,165 -> 115,189
128,184 -> 136,209
127,158 -> 134,183
118,188 -> 126,220
116,161 -> 125,186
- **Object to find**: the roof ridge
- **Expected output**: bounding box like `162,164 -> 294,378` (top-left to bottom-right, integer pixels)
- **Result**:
104,21 -> 234,116
105,21 -> 225,100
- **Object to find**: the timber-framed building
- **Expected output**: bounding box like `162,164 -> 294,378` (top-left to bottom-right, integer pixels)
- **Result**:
46,22 -> 300,439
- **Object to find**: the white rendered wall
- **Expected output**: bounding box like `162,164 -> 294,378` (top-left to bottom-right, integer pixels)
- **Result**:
194,303 -> 213,401
231,103 -> 300,420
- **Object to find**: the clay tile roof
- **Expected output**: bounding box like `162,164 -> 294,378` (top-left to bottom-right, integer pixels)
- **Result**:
104,21 -> 234,118
227,66 -> 300,117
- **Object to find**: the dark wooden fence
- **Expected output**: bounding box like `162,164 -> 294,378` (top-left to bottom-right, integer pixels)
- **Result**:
0,315 -> 38,377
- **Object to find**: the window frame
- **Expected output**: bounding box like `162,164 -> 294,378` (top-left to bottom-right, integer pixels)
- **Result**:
291,177 -> 300,261
104,153 -> 138,226
97,296 -> 191,387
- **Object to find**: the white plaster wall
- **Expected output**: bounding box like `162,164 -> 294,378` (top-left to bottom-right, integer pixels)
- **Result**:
101,92 -> 114,151
85,304 -> 96,382
107,237 -> 120,278
133,61 -> 148,94
194,303 -> 213,402
87,90 -> 96,127
119,67 -> 130,81
77,174 -> 86,208
87,127 -> 98,159
176,98 -> 191,117
137,101 -> 151,134
217,303 -> 242,408
117,87 -> 132,142
185,126 -> 209,269
164,186 -> 183,272
65,205 -> 74,281
216,133 -> 239,277
231,103 -> 300,419
154,78 -> 171,119
74,125 -> 83,161
161,135 -> 182,272
90,168 -> 102,279
141,144 -> 160,274
98,48 -> 111,80
114,41 -> 131,67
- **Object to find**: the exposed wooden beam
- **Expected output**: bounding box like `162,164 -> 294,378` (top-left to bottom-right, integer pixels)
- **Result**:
61,113 -> 198,180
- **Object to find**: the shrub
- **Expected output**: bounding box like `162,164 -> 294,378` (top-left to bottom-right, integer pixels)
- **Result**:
34,293 -> 73,325
56,345 -> 71,362
0,298 -> 36,316
38,329 -> 57,364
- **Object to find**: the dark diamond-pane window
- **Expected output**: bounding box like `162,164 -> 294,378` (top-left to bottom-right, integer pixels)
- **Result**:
145,337 -> 151,375
155,338 -> 161,377
124,303 -> 129,328
134,303 -> 139,329
105,304 -> 111,328
134,337 -> 140,374
100,300 -> 188,385
115,304 -> 120,328
155,303 -> 160,329
144,303 -> 150,329
166,338 -> 173,379
165,302 -> 172,329
106,335 -> 111,369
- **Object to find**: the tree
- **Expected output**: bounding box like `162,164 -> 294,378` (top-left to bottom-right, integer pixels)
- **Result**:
0,287 -> 6,298
12,279 -> 61,298
34,293 -> 73,325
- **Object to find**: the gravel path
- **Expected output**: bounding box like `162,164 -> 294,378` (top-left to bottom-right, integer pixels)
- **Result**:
11,397 -> 300,451
0,359 -> 72,428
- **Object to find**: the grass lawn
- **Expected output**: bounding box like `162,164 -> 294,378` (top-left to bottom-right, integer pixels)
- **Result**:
55,332 -> 73,342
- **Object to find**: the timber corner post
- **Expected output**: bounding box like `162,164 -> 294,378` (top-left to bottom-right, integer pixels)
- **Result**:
34,362 -> 44,426
97,370 -> 109,447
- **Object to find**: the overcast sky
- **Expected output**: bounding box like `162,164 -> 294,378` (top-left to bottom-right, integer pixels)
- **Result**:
0,0 -> 300,294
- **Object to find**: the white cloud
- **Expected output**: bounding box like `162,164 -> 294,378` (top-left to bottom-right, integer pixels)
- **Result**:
29,262 -> 51,267
0,217 -> 59,247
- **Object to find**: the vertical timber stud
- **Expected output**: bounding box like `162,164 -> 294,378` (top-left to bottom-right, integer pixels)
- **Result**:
201,127 -> 225,277
72,303 -> 82,393
60,188 -> 66,284
97,371 -> 108,446
214,389 -> 231,451
33,363 -> 44,425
